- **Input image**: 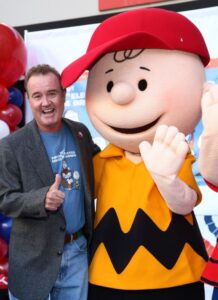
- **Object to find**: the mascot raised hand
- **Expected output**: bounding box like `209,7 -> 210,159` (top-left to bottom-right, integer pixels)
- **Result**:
62,8 -> 210,300
198,84 -> 218,300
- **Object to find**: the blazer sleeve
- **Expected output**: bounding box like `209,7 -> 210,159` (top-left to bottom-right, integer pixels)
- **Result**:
0,138 -> 48,219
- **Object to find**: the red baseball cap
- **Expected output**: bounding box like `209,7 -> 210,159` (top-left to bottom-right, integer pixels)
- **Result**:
61,8 -> 210,88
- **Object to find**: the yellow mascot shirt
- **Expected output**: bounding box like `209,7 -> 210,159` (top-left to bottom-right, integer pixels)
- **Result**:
89,144 -> 207,290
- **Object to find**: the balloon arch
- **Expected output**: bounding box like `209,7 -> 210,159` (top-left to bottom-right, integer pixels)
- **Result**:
0,22 -> 27,291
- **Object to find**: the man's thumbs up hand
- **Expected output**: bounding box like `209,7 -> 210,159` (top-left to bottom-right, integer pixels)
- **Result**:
45,174 -> 65,211
52,173 -> 62,190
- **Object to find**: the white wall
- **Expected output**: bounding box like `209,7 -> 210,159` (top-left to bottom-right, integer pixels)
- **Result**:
0,0 -> 194,27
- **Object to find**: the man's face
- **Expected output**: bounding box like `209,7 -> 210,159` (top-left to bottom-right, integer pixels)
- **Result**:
27,72 -> 65,132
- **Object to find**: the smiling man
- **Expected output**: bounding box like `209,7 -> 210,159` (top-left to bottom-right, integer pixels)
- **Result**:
0,64 -> 99,300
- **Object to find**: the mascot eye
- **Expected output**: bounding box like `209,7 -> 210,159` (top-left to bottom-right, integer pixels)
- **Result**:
138,79 -> 147,91
107,81 -> 114,93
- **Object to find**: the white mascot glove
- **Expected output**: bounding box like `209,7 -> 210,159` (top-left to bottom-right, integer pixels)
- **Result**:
139,125 -> 188,178
201,83 -> 218,134
199,83 -> 218,186
139,125 -> 197,215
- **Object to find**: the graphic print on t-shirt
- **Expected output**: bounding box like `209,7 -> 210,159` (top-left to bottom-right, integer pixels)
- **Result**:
61,159 -> 80,190
61,160 -> 73,189
50,148 -> 80,191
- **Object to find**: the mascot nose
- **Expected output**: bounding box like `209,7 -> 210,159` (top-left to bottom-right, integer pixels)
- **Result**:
111,82 -> 135,105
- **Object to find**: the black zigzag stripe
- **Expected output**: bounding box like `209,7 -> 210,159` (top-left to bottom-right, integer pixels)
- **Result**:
90,208 -> 208,274
201,276 -> 218,287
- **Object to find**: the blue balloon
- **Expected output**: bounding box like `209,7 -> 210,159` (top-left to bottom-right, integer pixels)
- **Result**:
0,214 -> 7,222
8,87 -> 23,107
0,216 -> 12,244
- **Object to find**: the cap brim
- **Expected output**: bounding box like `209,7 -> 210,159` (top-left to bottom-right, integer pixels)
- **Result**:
61,32 -> 169,88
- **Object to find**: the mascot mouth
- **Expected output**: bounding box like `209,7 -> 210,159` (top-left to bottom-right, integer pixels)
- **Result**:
110,116 -> 161,134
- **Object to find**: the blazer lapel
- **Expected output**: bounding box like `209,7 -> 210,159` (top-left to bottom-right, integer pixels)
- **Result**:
63,119 -> 91,193
25,121 -> 54,186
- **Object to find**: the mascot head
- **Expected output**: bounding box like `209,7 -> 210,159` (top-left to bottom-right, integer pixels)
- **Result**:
62,8 -> 210,153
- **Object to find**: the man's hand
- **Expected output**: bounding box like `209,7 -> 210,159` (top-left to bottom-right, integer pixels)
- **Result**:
45,174 -> 65,211
139,125 -> 189,178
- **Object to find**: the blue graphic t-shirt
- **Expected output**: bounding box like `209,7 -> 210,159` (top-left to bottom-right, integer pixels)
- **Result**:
40,124 -> 85,234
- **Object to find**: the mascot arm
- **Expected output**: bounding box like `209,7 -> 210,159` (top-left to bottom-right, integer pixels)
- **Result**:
139,125 -> 197,215
199,83 -> 218,187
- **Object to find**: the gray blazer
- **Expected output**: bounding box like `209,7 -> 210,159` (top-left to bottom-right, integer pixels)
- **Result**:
0,118 -> 99,300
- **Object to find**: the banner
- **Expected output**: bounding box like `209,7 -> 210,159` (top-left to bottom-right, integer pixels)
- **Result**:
98,0 -> 173,11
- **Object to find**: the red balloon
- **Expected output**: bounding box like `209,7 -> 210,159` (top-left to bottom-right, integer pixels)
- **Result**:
0,103 -> 23,127
0,256 -> 8,275
0,85 -> 9,109
0,23 -> 27,87
0,274 -> 8,289
9,124 -> 19,132
0,238 -> 8,259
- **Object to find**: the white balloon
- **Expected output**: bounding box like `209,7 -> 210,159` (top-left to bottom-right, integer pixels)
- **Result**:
0,120 -> 10,139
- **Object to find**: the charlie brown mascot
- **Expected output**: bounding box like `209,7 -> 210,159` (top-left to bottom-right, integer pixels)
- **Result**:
62,8 -> 210,300
198,84 -> 218,300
